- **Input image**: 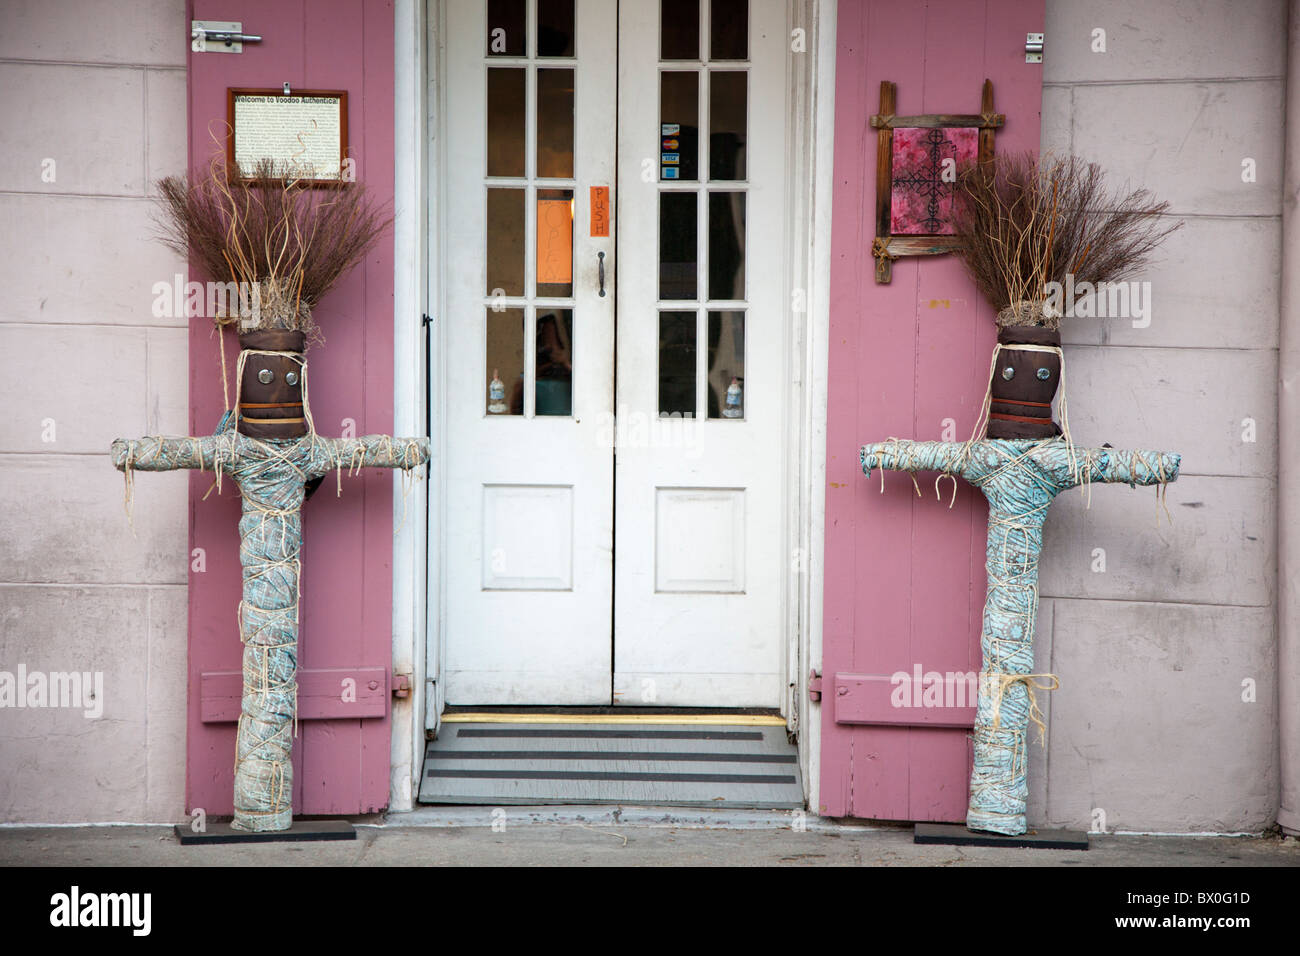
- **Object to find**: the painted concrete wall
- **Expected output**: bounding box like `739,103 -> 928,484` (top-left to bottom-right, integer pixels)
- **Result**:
0,0 -> 1285,832
1278,0 -> 1300,838
0,0 -> 191,822
1030,0 -> 1283,832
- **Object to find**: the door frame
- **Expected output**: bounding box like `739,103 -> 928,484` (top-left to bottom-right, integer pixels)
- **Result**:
390,0 -> 838,813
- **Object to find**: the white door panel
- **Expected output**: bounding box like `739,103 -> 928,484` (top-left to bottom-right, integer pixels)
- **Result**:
444,0 -> 616,704
441,0 -> 787,708
613,0 -> 787,707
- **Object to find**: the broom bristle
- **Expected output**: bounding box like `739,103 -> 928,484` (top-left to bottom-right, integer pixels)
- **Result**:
947,152 -> 1182,318
153,155 -> 391,337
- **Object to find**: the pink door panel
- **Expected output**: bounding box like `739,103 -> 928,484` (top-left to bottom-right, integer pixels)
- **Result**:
820,0 -> 1045,821
185,0 -> 397,817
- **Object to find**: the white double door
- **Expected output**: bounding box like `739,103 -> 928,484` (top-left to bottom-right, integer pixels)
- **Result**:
442,0 -> 787,707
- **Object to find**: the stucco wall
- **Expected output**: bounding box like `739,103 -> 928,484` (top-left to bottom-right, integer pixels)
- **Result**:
0,0 -> 1285,832
1033,0 -> 1283,832
0,0 -> 190,822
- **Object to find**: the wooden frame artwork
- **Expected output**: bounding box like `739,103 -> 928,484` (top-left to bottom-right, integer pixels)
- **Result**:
227,88 -> 350,184
870,79 -> 1003,283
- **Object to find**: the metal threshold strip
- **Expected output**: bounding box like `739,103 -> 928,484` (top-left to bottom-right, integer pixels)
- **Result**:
441,711 -> 788,726
419,713 -> 804,809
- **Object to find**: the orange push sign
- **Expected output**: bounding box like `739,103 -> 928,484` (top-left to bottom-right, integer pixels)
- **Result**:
590,186 -> 610,238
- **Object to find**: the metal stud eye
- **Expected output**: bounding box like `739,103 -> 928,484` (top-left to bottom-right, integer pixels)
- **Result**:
285,371 -> 299,386
1036,367 -> 1051,380
257,368 -> 274,384
1001,366 -> 1015,381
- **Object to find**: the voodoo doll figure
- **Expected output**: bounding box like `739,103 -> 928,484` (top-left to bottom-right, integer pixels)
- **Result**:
860,155 -> 1182,835
113,328 -> 429,831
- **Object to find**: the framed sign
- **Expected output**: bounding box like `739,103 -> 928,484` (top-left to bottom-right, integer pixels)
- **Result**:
227,88 -> 349,182
870,79 -> 1003,283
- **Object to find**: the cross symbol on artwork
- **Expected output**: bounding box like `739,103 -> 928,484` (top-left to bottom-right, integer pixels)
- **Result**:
892,128 -> 960,234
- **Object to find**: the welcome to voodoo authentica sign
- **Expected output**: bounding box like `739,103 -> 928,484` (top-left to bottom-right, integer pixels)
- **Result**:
870,79 -> 1002,283
228,88 -> 348,182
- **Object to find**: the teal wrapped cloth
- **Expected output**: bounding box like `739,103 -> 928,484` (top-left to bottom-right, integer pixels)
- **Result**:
860,437 -> 1180,835
111,431 -> 429,831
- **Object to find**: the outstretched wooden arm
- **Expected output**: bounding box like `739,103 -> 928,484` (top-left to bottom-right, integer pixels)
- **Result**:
862,437 -> 1181,492
861,440 -> 968,478
1079,447 -> 1181,486
305,435 -> 431,479
111,435 -> 228,473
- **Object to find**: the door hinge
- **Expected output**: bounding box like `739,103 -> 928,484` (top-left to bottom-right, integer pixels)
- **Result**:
422,313 -> 433,445
1025,32 -> 1044,63
392,674 -> 412,699
808,668 -> 823,702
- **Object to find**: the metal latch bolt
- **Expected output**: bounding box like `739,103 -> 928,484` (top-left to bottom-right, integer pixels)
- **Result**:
191,21 -> 262,54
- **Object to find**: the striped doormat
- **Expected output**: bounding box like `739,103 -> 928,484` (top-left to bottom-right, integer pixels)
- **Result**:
418,715 -> 804,808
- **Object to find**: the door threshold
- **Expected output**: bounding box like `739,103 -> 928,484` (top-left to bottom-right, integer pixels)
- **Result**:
442,705 -> 783,714
440,706 -> 786,726
442,711 -> 786,726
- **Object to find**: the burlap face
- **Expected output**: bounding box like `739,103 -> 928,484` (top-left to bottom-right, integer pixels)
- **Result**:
986,326 -> 1062,440
237,330 -> 307,440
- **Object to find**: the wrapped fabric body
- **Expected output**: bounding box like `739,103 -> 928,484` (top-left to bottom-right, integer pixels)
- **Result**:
860,437 -> 1180,835
112,431 -> 429,831
229,440 -> 308,830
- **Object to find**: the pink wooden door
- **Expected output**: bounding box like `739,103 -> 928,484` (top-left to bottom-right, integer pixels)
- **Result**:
185,0 -> 397,817
820,0 -> 1044,821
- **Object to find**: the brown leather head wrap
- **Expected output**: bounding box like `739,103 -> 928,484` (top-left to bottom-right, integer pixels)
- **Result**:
986,325 -> 1061,440
236,330 -> 308,440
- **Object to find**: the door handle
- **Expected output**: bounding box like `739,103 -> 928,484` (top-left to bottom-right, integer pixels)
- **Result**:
598,251 -> 606,298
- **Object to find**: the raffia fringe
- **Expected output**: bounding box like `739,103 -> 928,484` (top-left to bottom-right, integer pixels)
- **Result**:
982,671 -> 1060,745
997,298 -> 1061,330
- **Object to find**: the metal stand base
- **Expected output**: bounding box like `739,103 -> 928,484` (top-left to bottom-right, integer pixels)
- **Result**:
914,822 -> 1089,850
173,820 -> 357,845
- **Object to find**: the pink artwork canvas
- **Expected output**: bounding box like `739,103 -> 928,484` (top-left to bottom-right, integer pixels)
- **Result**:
889,126 -> 978,235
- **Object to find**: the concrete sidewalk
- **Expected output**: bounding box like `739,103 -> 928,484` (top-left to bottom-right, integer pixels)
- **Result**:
2,807 -> 1297,866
